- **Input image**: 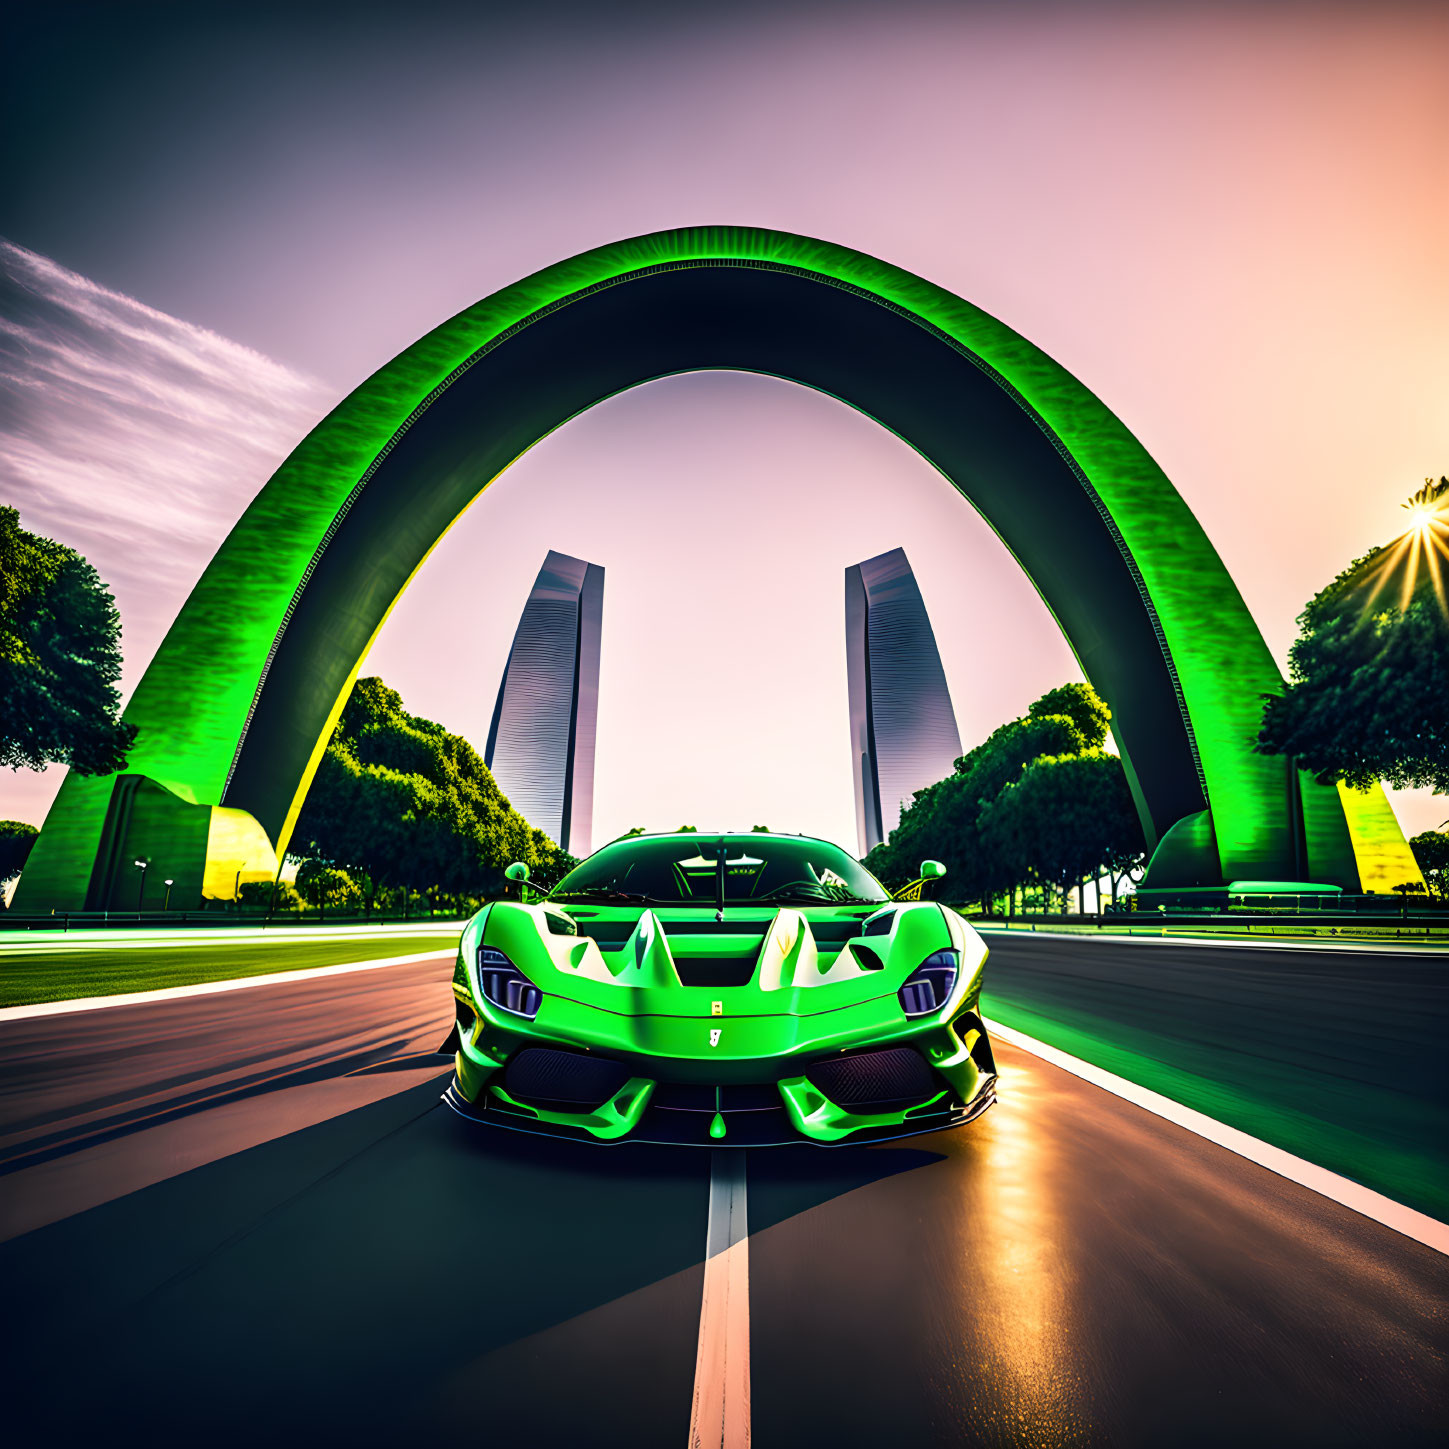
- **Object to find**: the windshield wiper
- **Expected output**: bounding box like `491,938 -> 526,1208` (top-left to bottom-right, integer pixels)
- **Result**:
757,888 -> 883,906
550,888 -> 652,905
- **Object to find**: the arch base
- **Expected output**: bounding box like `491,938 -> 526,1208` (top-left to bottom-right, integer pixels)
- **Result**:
14,775 -> 276,913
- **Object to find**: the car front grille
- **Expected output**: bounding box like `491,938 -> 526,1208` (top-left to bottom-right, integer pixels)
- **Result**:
806,1046 -> 940,1113
502,1048 -> 630,1110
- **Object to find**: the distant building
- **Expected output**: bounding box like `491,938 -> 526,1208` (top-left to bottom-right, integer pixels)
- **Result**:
485,550 -> 604,855
845,547 -> 963,856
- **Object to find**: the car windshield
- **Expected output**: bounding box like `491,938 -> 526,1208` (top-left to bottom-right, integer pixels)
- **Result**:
549,835 -> 890,907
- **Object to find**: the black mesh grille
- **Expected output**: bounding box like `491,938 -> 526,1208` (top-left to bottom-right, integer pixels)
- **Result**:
807,1047 -> 938,1112
503,1048 -> 629,1110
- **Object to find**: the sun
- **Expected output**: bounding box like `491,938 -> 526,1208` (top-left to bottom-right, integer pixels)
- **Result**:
1400,476 -> 1449,536
1358,477 -> 1449,617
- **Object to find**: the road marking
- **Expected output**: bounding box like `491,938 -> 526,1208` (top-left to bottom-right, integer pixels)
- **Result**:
689,1149 -> 750,1449
984,1016 -> 1449,1258
0,950 -> 454,1022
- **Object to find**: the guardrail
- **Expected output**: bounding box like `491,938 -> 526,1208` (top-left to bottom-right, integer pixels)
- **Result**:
965,908 -> 1448,941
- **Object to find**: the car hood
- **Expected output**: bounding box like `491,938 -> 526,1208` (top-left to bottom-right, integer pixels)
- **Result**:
465,900 -> 984,1020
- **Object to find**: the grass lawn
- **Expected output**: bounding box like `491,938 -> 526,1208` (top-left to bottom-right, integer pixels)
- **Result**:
0,931 -> 459,1009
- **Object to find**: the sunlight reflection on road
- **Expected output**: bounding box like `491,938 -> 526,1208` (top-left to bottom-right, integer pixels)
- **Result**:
948,1054 -> 1096,1448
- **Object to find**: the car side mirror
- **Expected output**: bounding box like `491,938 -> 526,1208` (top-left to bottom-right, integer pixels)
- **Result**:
504,861 -> 539,902
893,860 -> 947,902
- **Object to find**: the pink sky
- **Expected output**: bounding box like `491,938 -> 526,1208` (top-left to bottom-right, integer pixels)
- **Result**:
3,3 -> 1446,850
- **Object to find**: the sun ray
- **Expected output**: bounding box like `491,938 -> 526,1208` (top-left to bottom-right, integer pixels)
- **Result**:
1368,477 -> 1449,620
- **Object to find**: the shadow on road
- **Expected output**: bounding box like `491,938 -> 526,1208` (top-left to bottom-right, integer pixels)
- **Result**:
1,1078 -> 950,1447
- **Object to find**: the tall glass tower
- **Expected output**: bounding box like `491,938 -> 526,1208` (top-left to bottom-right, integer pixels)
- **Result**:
845,547 -> 963,856
485,551 -> 604,855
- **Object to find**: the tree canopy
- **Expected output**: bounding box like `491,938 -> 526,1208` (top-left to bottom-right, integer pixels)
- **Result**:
1409,830 -> 1449,903
0,507 -> 135,775
1257,478 -> 1449,792
291,677 -> 574,907
865,682 -> 1145,907
0,820 -> 39,893
979,750 -> 1145,904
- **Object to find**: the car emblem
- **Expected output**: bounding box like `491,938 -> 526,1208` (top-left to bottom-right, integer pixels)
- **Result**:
711,1001 -> 723,1017
709,1028 -> 722,1048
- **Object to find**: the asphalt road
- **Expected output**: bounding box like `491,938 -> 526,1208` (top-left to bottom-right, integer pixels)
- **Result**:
0,945 -> 1445,1448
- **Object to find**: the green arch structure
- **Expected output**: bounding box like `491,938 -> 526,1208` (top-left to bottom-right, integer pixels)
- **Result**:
18,226 -> 1420,912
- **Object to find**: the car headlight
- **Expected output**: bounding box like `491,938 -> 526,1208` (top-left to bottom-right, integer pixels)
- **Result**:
898,950 -> 959,1017
477,945 -> 543,1020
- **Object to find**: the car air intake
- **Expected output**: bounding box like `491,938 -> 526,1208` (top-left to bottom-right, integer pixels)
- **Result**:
673,956 -> 759,987
543,910 -> 577,936
503,1048 -> 630,1110
806,1047 -> 939,1113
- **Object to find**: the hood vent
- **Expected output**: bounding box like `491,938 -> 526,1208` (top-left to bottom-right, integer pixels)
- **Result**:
673,956 -> 758,988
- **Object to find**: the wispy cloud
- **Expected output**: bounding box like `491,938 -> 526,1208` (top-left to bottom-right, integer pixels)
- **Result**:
0,240 -> 339,826
0,239 -> 337,690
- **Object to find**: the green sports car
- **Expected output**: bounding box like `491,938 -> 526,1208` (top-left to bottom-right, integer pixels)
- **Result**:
442,831 -> 997,1145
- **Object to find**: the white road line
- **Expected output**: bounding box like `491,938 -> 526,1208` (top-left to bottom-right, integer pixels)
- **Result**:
689,1149 -> 751,1449
0,950 -> 455,1022
984,1016 -> 1449,1258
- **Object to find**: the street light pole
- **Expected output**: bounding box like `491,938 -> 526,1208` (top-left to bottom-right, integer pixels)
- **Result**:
163,878 -> 174,912
133,858 -> 148,911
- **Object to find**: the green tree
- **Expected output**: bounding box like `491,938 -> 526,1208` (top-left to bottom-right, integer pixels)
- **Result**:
0,820 -> 39,900
238,878 -> 301,913
294,859 -> 357,920
1019,682 -> 1111,751
0,508 -> 135,774
292,677 -> 574,907
868,683 -> 1105,900
980,751 -> 1146,911
1409,830 -> 1449,902
866,682 -> 1144,911
1257,479 -> 1449,791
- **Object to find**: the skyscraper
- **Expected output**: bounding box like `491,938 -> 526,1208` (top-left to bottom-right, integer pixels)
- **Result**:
485,551 -> 604,855
846,547 -> 963,856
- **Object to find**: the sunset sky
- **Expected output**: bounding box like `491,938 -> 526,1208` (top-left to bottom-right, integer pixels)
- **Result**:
4,0 -> 1446,852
